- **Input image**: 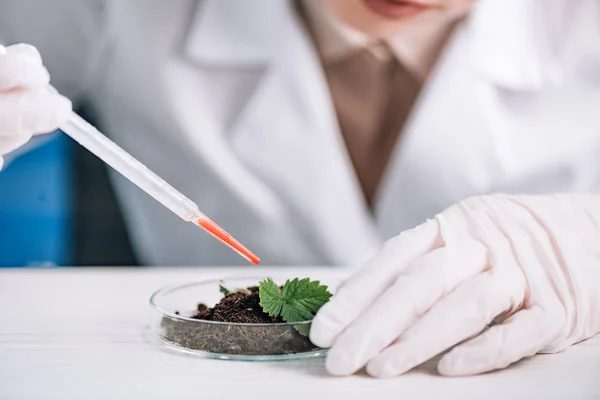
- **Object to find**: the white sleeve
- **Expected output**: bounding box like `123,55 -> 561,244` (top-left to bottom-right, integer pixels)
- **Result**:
0,0 -> 110,102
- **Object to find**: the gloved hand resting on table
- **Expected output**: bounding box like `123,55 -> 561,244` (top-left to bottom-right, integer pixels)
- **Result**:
311,193 -> 600,378
0,44 -> 71,169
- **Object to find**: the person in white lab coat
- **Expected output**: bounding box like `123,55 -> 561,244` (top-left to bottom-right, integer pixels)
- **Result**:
1,0 -> 600,378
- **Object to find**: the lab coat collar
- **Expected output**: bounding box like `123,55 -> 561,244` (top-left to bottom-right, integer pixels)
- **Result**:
184,0 -> 289,65
466,0 -> 574,91
187,0 -> 577,90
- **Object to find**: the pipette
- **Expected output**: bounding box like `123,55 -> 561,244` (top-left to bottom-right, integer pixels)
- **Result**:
50,87 -> 260,265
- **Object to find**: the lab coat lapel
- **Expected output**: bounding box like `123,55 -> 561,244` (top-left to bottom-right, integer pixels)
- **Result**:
183,0 -> 382,265
375,24 -> 495,237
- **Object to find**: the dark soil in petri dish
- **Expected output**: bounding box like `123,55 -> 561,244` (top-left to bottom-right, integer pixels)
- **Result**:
160,286 -> 320,356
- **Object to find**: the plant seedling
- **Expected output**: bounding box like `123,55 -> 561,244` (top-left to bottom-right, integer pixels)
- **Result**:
161,277 -> 333,356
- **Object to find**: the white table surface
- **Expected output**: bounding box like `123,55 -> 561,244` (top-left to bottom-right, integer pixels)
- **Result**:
1,267 -> 599,400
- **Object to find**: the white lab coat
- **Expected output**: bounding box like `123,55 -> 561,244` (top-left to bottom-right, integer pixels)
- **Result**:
1,0 -> 599,266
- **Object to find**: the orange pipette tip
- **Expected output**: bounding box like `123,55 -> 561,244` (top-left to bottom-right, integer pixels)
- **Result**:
196,217 -> 260,265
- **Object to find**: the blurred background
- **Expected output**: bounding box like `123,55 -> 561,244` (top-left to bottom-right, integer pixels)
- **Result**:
0,131 -> 72,267
0,121 -> 137,268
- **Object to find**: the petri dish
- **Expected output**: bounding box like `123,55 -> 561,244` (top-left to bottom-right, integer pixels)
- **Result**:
149,276 -> 340,361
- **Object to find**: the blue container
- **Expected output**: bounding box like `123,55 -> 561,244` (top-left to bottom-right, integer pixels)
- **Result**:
0,132 -> 73,267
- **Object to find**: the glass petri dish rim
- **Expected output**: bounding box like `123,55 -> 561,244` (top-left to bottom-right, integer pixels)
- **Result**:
149,276 -> 320,327
152,333 -> 329,362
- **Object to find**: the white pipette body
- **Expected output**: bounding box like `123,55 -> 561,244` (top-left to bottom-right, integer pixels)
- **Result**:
48,86 -> 260,264
0,47 -> 258,263
59,109 -> 203,223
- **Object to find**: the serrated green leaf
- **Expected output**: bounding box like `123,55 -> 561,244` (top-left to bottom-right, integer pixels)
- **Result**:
258,277 -> 332,323
258,278 -> 284,318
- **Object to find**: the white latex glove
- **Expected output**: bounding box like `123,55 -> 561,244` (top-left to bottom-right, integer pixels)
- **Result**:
0,44 -> 72,169
311,194 -> 600,378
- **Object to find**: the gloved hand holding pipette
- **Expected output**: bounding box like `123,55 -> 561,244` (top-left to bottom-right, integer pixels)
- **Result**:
0,43 -> 259,265
0,44 -> 71,169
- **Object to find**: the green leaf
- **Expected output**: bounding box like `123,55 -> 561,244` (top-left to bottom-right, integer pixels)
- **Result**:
258,278 -> 284,317
293,323 -> 311,337
219,280 -> 249,296
259,277 -> 332,323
